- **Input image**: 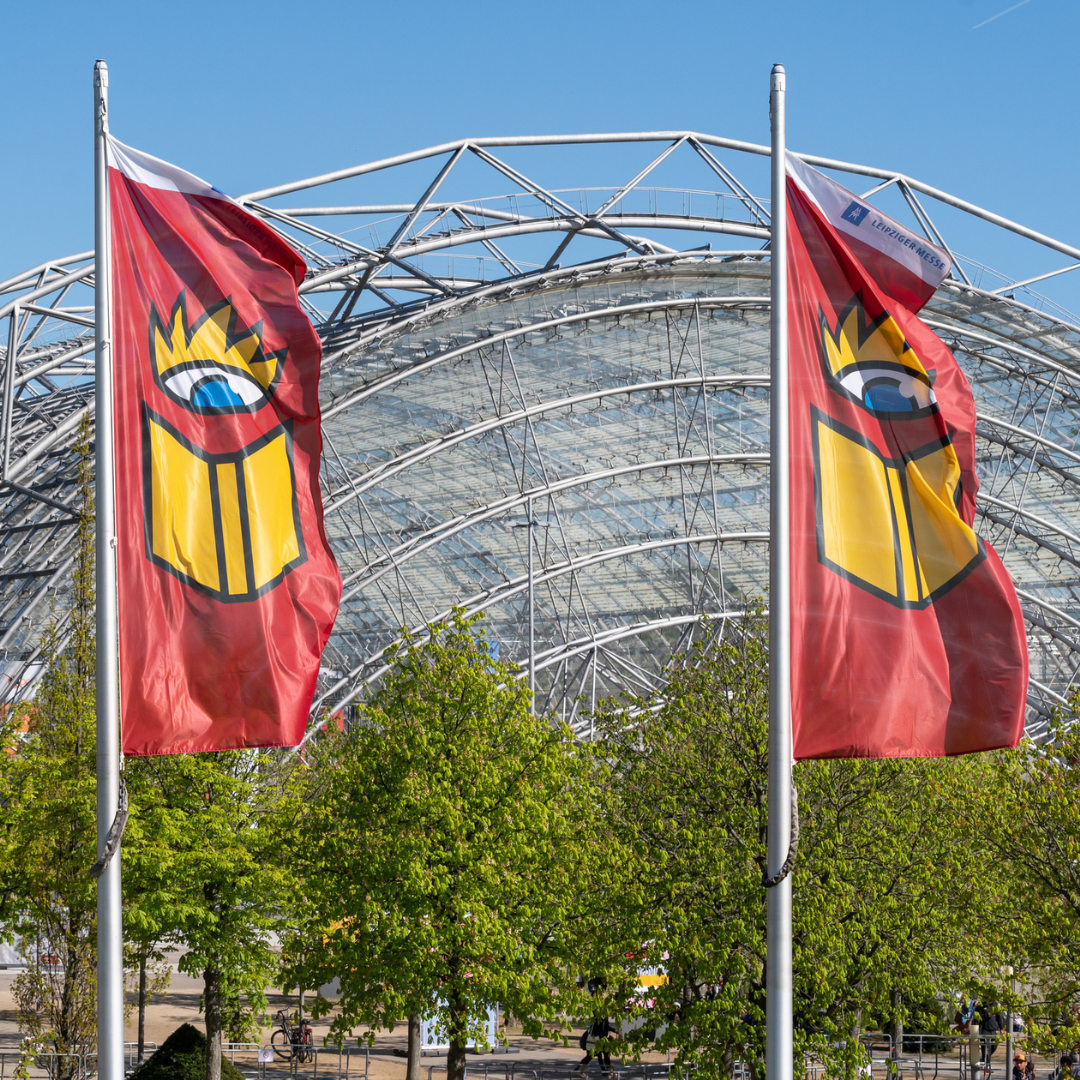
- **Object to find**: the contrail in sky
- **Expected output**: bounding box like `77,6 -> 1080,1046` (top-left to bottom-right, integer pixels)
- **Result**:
973,0 -> 1036,28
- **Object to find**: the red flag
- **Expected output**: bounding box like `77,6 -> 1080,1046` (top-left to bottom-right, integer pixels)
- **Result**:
108,138 -> 341,755
786,154 -> 1028,758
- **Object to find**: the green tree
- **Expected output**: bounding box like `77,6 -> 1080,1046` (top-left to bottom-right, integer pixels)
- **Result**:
287,612 -> 605,1080
0,416 -> 98,1080
593,614 -> 772,1078
594,612 -> 997,1080
980,713 -> 1080,1051
126,746 -> 307,1080
793,749 -> 993,1054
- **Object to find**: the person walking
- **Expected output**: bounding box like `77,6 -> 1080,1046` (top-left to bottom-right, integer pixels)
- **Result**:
979,1002 -> 1006,1077
577,1015 -> 616,1076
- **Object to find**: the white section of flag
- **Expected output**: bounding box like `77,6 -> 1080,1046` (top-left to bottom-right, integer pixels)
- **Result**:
786,152 -> 951,293
106,136 -> 229,201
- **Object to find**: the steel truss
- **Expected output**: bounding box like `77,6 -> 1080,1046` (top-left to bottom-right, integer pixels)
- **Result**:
3,132 -> 1080,738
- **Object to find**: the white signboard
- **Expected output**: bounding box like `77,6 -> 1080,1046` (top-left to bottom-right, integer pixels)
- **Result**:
421,1005 -> 498,1052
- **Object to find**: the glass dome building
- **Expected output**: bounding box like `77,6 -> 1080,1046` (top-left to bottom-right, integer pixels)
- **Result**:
2,132 -> 1078,739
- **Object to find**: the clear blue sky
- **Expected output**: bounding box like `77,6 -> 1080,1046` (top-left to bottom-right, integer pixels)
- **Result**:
3,0 -> 1078,308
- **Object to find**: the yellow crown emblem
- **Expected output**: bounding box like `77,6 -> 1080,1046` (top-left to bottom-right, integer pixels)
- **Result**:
149,293 -> 285,414
819,295 -> 936,416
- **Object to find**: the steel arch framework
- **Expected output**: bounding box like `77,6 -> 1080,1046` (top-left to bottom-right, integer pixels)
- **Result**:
3,131 -> 1080,739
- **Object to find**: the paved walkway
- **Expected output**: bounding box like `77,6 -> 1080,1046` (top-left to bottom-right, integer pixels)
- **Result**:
0,964 -> 1053,1080
0,960 -> 666,1080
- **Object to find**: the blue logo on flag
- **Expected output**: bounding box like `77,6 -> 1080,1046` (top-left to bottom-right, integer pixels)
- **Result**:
841,201 -> 870,226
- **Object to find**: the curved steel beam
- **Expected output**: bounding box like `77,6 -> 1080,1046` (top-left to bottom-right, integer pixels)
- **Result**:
337,453 -> 770,600
978,507 -> 1080,572
976,412 -> 1080,466
323,294 -> 771,422
0,251 -> 94,296
320,249 -> 770,362
1014,587 -> 1080,634
306,606 -> 761,744
926,317 -> 1080,384
0,263 -> 97,323
236,131 -> 1080,270
980,492 -> 1080,550
317,534 -> 767,716
325,374 -> 772,507
301,215 -> 769,293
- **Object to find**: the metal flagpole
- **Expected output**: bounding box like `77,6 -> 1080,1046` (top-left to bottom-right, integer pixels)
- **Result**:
94,59 -> 124,1080
766,61 -> 793,1080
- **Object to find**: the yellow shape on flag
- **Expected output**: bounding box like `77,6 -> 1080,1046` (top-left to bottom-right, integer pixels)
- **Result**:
243,436 -> 302,590
148,417 -> 219,593
144,410 -> 304,602
813,411 -> 982,608
820,303 -> 927,383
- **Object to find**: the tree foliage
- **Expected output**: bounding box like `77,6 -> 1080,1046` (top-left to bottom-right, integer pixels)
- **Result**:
0,415 -> 98,1079
286,612 -> 605,1080
979,713 -> 1080,1051
131,1023 -> 246,1080
126,746 -> 307,1080
7,439 -> 1073,1080
593,611 -> 999,1080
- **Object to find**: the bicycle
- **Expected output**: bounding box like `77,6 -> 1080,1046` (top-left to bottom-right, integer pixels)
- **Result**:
271,1008 -> 314,1063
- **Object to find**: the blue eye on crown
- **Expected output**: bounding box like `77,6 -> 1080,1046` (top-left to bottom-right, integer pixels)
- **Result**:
192,376 -> 249,410
162,365 -> 269,414
838,366 -> 936,415
864,380 -> 915,412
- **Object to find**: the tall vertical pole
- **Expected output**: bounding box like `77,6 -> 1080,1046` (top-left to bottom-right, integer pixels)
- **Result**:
766,62 -> 793,1080
1005,968 -> 1016,1080
527,494 -> 535,715
94,59 -> 124,1080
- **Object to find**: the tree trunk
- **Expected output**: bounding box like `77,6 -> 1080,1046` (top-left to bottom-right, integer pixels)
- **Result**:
851,1009 -> 862,1039
58,945 -> 78,1080
447,1037 -> 467,1080
138,952 -> 148,1062
205,967 -> 223,1080
891,988 -> 904,1059
407,1014 -> 422,1080
446,986 -> 467,1080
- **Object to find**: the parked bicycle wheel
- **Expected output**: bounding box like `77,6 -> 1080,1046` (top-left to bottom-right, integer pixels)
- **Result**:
271,1028 -> 294,1061
300,1030 -> 314,1063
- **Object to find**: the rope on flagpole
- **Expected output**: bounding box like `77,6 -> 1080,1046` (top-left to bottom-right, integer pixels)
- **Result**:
762,780 -> 799,888
90,776 -> 128,880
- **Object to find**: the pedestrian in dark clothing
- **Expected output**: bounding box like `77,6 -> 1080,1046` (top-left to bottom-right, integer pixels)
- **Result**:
1055,1051 -> 1077,1080
979,1003 -> 1005,1075
577,1017 -> 616,1075
1013,1052 -> 1035,1080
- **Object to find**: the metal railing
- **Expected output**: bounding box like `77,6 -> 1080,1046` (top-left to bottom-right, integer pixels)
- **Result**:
0,1042 -> 370,1080
423,1061 -> 675,1080
251,1045 -> 370,1080
853,1033 -> 1043,1080
0,1043 -> 159,1080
